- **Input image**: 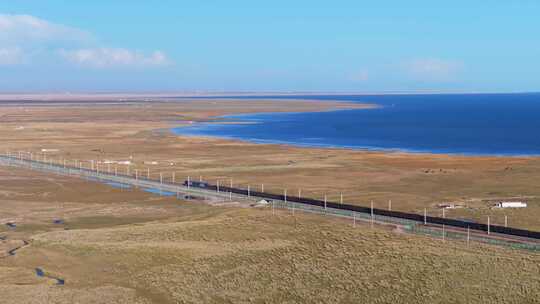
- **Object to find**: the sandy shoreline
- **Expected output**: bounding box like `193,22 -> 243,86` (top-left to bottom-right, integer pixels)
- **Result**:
172,123 -> 540,159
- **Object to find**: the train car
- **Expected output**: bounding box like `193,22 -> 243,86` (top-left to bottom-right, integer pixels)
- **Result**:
184,180 -> 209,188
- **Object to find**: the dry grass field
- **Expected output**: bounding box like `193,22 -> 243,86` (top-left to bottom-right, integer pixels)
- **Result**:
2,97 -> 540,303
1,98 -> 540,230
1,166 -> 540,304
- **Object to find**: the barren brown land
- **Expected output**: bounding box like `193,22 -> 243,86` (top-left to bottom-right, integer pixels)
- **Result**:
1,97 -> 540,303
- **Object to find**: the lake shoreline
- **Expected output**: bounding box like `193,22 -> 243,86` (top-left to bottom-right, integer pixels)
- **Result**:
171,93 -> 540,157
172,114 -> 540,158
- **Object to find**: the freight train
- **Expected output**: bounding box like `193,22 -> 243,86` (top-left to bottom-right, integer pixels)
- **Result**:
184,180 -> 540,240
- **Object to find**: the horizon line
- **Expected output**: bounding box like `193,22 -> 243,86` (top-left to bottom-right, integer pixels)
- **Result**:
0,90 -> 539,97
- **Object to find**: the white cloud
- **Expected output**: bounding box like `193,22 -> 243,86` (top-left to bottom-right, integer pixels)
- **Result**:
59,48 -> 170,68
0,47 -> 24,65
0,14 -> 91,45
0,14 -> 171,68
405,58 -> 463,81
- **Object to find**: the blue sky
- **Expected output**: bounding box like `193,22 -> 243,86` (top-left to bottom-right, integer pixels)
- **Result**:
0,1 -> 539,92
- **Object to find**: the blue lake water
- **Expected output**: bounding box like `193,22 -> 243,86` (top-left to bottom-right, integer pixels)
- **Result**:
172,93 -> 540,156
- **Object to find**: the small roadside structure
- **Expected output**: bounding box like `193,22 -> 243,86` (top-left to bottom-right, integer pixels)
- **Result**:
494,201 -> 527,208
257,199 -> 271,205
251,199 -> 272,208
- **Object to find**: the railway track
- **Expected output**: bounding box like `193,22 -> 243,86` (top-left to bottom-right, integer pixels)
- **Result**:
2,154 -> 540,249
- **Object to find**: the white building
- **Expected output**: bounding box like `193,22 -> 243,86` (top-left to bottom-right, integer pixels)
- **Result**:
495,201 -> 527,208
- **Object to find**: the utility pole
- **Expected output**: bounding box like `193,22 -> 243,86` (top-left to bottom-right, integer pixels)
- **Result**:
340,193 -> 343,205
487,216 -> 490,235
371,200 -> 374,228
505,215 -> 508,228
424,208 -> 427,225
467,226 -> 470,246
388,200 -> 392,211
442,224 -> 445,242
442,209 -> 446,241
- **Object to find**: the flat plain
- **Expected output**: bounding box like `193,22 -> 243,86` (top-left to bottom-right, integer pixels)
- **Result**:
1,97 -> 540,303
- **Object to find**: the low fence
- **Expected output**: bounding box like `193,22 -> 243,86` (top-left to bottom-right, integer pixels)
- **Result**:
270,198 -> 540,251
0,156 -> 240,202
193,182 -> 540,240
2,154 -> 540,250
406,225 -> 540,251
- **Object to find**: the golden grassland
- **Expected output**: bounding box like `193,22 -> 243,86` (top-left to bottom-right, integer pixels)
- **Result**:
2,98 -> 540,303
1,98 -> 539,230
1,166 -> 540,304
